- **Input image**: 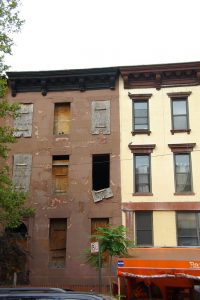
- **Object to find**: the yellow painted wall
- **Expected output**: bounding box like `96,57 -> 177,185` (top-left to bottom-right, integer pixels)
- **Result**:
153,211 -> 177,246
119,76 -> 200,247
119,77 -> 200,203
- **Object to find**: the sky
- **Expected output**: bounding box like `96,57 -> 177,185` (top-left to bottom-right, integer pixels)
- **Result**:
5,0 -> 200,72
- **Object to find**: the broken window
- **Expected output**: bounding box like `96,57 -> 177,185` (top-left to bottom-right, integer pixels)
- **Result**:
49,218 -> 67,268
91,100 -> 110,134
93,154 -> 109,190
54,103 -> 70,135
52,155 -> 69,194
12,154 -> 32,192
5,223 -> 28,249
13,104 -> 33,137
92,154 -> 113,202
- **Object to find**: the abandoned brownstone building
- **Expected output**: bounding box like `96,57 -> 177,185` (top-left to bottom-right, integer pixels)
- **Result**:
6,67 -> 121,287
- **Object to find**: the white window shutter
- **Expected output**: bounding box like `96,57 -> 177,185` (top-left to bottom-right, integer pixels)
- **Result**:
91,100 -> 110,134
14,104 -> 33,137
12,154 -> 32,192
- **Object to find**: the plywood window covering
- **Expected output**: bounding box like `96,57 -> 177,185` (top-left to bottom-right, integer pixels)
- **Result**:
49,218 -> 67,268
54,103 -> 70,135
13,104 -> 33,137
91,218 -> 109,236
52,155 -> 69,194
91,218 -> 109,261
12,154 -> 32,192
91,100 -> 110,134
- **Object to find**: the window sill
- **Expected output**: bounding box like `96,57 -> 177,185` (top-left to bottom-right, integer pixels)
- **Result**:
132,130 -> 151,136
53,192 -> 67,196
174,192 -> 195,195
136,245 -> 153,247
171,129 -> 191,135
48,265 -> 65,269
54,134 -> 69,138
132,192 -> 153,196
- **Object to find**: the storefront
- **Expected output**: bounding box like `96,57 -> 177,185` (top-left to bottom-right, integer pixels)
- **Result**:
117,248 -> 200,300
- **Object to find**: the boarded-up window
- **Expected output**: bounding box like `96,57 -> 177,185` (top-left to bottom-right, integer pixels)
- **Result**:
13,104 -> 33,137
52,155 -> 69,193
91,100 -> 110,134
12,154 -> 32,192
54,103 -> 70,135
91,218 -> 109,261
91,218 -> 109,236
49,218 -> 67,268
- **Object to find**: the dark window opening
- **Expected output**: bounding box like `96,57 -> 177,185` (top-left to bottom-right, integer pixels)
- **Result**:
5,223 -> 28,239
177,212 -> 200,246
92,154 -> 110,191
135,212 -> 153,246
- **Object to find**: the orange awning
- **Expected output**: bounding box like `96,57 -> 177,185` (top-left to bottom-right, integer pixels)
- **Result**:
117,247 -> 200,280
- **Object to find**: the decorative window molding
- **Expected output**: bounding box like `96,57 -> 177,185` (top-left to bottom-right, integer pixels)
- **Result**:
167,92 -> 192,98
129,145 -> 155,195
168,144 -> 195,194
129,93 -> 152,136
168,143 -> 196,153
128,93 -> 153,101
129,144 -> 156,154
168,92 -> 191,134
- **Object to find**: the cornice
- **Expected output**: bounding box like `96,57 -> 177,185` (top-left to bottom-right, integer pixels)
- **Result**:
128,93 -> 152,100
168,143 -> 196,153
128,144 -> 156,154
7,67 -> 118,97
120,61 -> 200,90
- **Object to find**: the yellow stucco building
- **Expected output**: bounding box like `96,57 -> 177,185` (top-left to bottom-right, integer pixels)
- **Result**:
119,61 -> 200,247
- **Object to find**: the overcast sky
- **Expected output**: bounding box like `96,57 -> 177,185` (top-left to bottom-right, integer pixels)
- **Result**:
5,0 -> 200,71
